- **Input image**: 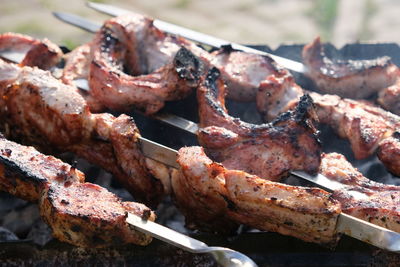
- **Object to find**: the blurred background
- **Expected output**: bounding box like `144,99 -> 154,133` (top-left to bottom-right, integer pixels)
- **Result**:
0,0 -> 399,50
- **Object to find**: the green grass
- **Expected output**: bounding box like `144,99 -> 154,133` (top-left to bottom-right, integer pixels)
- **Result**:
309,0 -> 338,40
12,21 -> 47,35
359,0 -> 377,40
173,0 -> 191,9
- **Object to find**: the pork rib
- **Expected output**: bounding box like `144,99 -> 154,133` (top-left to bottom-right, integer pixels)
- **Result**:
172,146 -> 341,245
0,32 -> 63,70
86,14 -> 203,114
302,37 -> 399,99
197,67 -> 322,181
0,135 -> 154,248
0,59 -> 165,206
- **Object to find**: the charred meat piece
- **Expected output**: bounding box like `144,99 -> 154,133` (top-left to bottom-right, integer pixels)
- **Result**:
210,45 -> 288,101
40,182 -> 154,248
88,14 -> 202,114
0,135 -> 84,202
378,78 -> 400,115
0,134 -> 154,248
197,68 -> 321,181
0,32 -> 63,70
0,59 -> 164,206
302,37 -> 399,99
320,153 -> 400,233
256,74 -> 400,176
377,133 -> 400,176
257,71 -> 304,121
172,146 -> 341,245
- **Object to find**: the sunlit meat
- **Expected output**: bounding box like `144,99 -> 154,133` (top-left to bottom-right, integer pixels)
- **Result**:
172,146 -> 341,245
378,78 -> 400,115
210,46 -> 288,101
303,37 -> 399,99
320,153 -> 400,233
88,14 -> 202,114
256,73 -> 400,176
197,68 -> 322,181
0,135 -> 154,248
0,59 -> 165,206
0,32 -> 63,70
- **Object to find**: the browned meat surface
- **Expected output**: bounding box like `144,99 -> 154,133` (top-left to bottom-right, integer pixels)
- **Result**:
0,134 -> 154,248
210,46 -> 288,101
0,59 -> 164,206
256,74 -> 400,176
257,71 -> 304,121
41,182 -> 154,248
320,153 -> 400,233
197,68 -> 321,181
172,146 -> 341,245
0,32 -> 62,70
87,14 -> 202,114
378,78 -> 400,115
61,43 -> 104,112
303,37 -> 399,99
0,135 -> 84,202
377,134 -> 400,176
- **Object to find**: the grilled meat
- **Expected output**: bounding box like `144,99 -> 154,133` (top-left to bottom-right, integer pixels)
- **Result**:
302,37 -> 399,99
0,135 -> 84,202
256,73 -> 400,176
61,42 -> 104,112
378,78 -> 400,115
172,146 -> 341,245
41,182 -> 154,248
0,59 -> 164,206
0,32 -> 63,70
87,14 -> 202,114
0,134 -> 154,248
320,153 -> 400,233
197,68 -> 321,181
210,45 -> 288,101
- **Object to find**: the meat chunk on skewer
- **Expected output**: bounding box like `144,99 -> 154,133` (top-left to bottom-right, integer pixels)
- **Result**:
320,153 -> 400,233
210,45 -> 288,101
0,32 -> 63,70
0,59 -> 165,206
302,37 -> 399,99
256,73 -> 400,176
197,68 -> 322,181
378,78 -> 400,115
87,14 -> 203,114
0,135 -> 154,248
172,146 -> 341,245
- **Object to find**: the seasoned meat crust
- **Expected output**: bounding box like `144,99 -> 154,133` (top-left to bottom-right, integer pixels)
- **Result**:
378,78 -> 400,115
87,14 -> 202,114
302,37 -> 399,99
172,146 -> 341,245
0,32 -> 63,70
197,68 -> 322,181
210,45 -> 288,101
256,73 -> 400,176
320,153 -> 400,233
0,135 -> 154,248
0,59 -> 164,206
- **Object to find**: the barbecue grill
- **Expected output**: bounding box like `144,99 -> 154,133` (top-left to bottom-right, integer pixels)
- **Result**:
1,5 -> 400,267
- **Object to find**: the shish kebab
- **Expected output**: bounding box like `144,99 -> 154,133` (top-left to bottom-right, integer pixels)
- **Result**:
0,11 -> 390,251
0,54 -> 399,253
2,6 -> 400,253
51,11 -> 400,193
